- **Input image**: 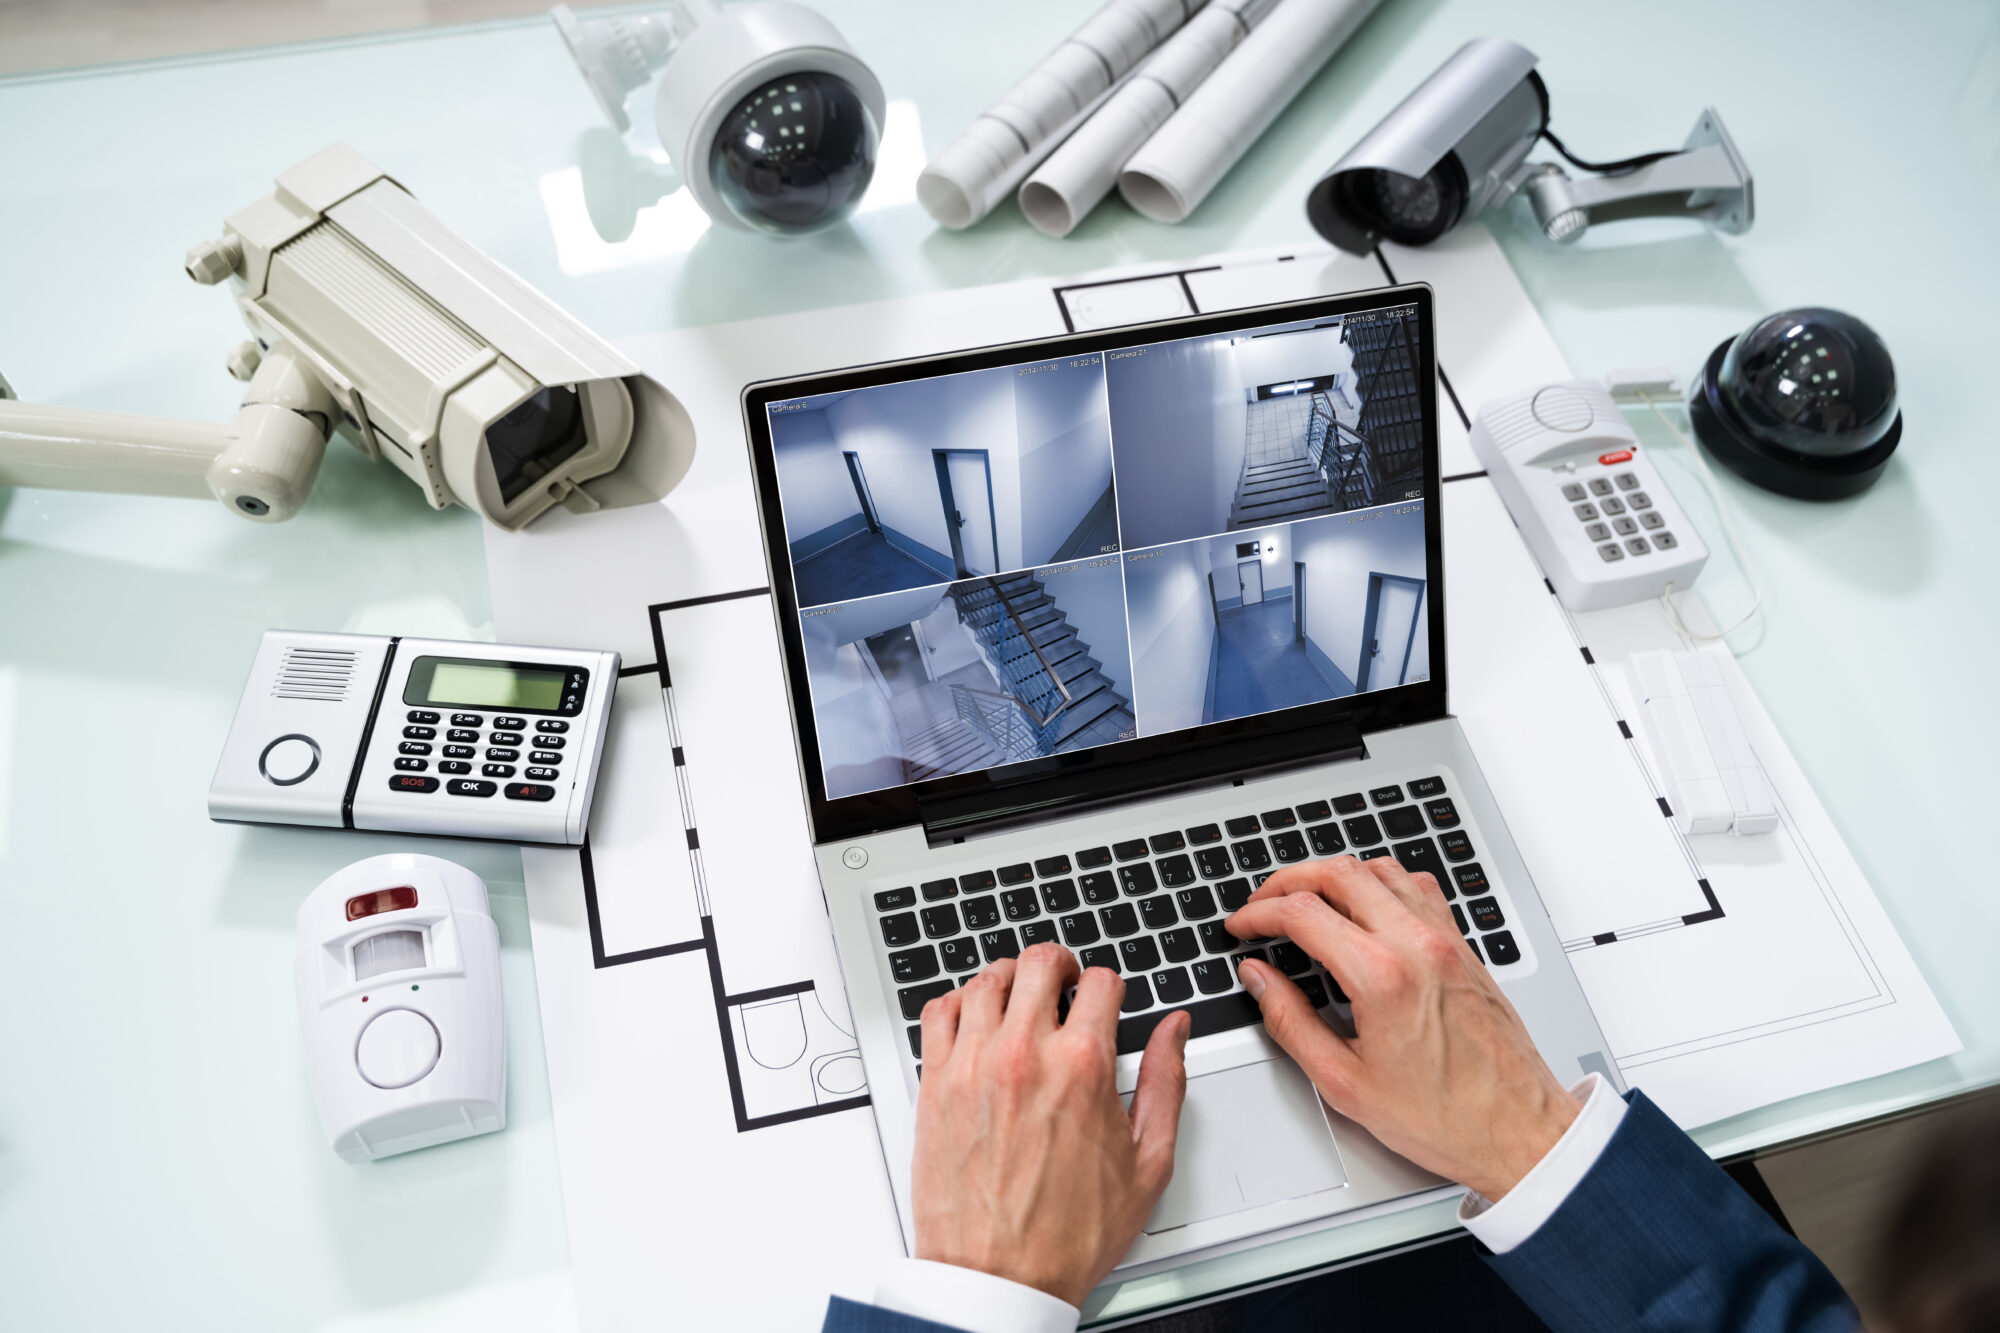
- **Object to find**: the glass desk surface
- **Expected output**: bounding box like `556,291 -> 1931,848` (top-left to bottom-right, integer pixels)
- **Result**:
2,1 -> 1996,1326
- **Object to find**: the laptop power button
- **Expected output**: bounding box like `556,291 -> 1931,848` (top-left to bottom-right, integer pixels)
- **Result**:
841,847 -> 868,870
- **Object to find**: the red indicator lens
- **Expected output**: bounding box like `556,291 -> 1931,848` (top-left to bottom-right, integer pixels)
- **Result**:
345,885 -> 418,921
1598,449 -> 1633,465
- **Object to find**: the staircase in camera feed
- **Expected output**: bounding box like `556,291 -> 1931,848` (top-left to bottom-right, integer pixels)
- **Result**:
898,572 -> 1135,781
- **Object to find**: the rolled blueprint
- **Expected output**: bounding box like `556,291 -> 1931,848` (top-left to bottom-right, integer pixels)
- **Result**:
1020,0 -> 1277,238
918,0 -> 1202,230
1117,0 -> 1384,224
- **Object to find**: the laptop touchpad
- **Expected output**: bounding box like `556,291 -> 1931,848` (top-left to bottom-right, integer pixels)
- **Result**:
1139,1058 -> 1347,1234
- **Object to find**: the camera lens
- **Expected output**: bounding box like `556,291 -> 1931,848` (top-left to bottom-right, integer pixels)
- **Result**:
709,69 -> 879,234
1333,159 -> 1468,247
1716,308 -> 1898,459
486,386 -> 587,503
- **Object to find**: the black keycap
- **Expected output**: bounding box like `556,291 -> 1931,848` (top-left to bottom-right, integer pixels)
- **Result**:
1121,976 -> 1154,1013
998,862 -> 1034,886
1224,815 -> 1261,837
1185,823 -> 1223,846
1232,839 -> 1272,872
1193,959 -> 1235,994
447,729 -> 479,743
1119,937 -> 1162,972
1035,855 -> 1071,878
1408,775 -> 1446,798
1268,941 -> 1313,976
532,750 -> 564,766
880,913 -> 920,947
1160,928 -> 1199,963
1424,798 -> 1461,829
1306,822 -> 1346,856
1325,971 -> 1349,1004
1452,863 -> 1489,895
1021,920 -> 1058,948
399,741 -> 432,756
875,887 -> 917,911
890,946 -> 940,983
532,734 -> 565,750
1116,989 -> 1261,1054
1468,897 -> 1506,931
439,761 -> 471,775
1234,946 -> 1267,966
907,1025 -> 923,1059
494,716 -> 527,731
1332,793 -> 1368,814
395,757 -> 428,772
960,870 -> 997,893
1175,885 -> 1218,920
1216,878 -> 1253,912
1264,811 -> 1301,833
1152,967 -> 1194,1004
1439,831 -> 1475,862
1295,799 -> 1332,823
899,979 -> 953,1020
447,779 -> 496,798
406,710 -> 440,724
524,766 -> 560,781
1077,846 -> 1113,868
1391,837 -> 1444,883
1113,839 -> 1149,862
1342,814 -> 1383,847
536,719 -> 569,733
1138,896 -> 1178,931
1149,831 -> 1186,853
450,713 -> 483,727
1298,975 -> 1332,1009
1198,921 -> 1236,955
403,726 -> 437,742
486,748 -> 520,763
1466,936 -> 1484,964
388,773 -> 439,793
1452,904 -> 1469,935
1483,931 -> 1521,966
1040,879 -> 1079,913
922,904 -> 961,938
1270,830 -> 1308,863
1002,889 -> 1040,922
1059,913 -> 1100,947
1359,848 -> 1392,860
1381,806 -> 1426,839
1118,863 -> 1159,897
1099,903 -> 1141,938
980,929 -> 1020,962
1080,945 -> 1120,972
1370,784 -> 1404,805
961,896 -> 1001,930
1195,847 -> 1234,879
1254,872 -> 1275,887
1157,854 -> 1196,888
921,878 -> 958,901
940,938 -> 980,973
490,732 -> 524,747
443,744 -> 475,759
1079,871 -> 1118,905
483,764 -> 517,779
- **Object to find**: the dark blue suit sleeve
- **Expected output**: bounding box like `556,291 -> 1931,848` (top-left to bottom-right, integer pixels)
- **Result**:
1483,1091 -> 1860,1333
820,1295 -> 970,1333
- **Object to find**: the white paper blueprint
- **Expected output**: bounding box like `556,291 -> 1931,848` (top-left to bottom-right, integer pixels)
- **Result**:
485,226 -> 1956,1330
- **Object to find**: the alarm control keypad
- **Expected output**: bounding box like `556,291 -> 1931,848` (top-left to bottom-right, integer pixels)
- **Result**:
385,712 -> 568,803
1555,455 -> 1683,564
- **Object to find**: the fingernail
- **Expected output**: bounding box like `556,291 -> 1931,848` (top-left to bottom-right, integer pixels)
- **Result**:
1238,960 -> 1266,1001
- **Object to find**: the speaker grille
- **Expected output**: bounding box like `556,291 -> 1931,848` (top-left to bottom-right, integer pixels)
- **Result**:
274,647 -> 357,701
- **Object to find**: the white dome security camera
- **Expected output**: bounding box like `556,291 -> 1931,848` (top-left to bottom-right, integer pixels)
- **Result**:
554,1 -> 885,236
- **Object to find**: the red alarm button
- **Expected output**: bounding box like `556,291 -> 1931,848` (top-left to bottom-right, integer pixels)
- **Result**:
1598,449 -> 1633,465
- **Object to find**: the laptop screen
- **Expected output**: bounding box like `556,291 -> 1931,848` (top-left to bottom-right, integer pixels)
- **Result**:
758,293 -> 1436,808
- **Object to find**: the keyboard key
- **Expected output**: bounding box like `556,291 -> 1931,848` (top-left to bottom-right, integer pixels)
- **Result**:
1138,897 -> 1178,931
490,732 -> 523,747
1439,831 -> 1475,862
1080,945 -> 1120,973
535,718 -> 569,733
1628,489 -> 1652,508
1184,823 -> 1223,846
1002,889 -> 1040,922
1040,879 -> 1079,913
1079,872 -> 1118,905
399,741 -> 432,756
443,744 -> 475,759
1175,885 -> 1219,920
1586,522 -> 1612,543
1216,878 -> 1253,912
1152,967 -> 1194,1004
1259,808 -> 1297,829
1654,531 -> 1679,550
1035,855 -> 1072,878
959,870 -> 997,893
921,878 -> 958,901
1116,989 -> 1261,1054
1452,904 -> 1470,936
890,946 -> 940,983
940,938 -> 981,973
1160,928 -> 1199,963
1113,839 -> 1149,862
1483,931 -> 1521,966
998,863 -> 1034,886
1380,806 -> 1426,839
980,929 -> 1020,962
1118,863 -> 1159,897
1369,785 -> 1404,805
1408,776 -> 1446,798
907,1025 -> 923,1060
1641,510 -> 1666,531
1193,959 -> 1235,994
1154,854 -> 1194,888
1234,946 -> 1267,966
1391,837 -> 1445,883
447,779 -> 496,798
1232,839 -> 1272,872
445,728 -> 478,744
1198,921 -> 1236,955
524,765 -> 559,781
449,714 -> 482,727
1268,941 -> 1313,976
898,979 -> 953,1020
483,764 -> 518,779
1468,897 -> 1506,931
1589,477 -> 1613,496
1195,847 -> 1234,879
922,904 -> 961,938
406,710 -> 440,725
1466,936 -> 1484,964
1561,481 -> 1586,501
1615,471 -> 1639,491
880,913 -> 919,947
395,757 -> 429,772
1424,798 -> 1461,829
1332,793 -> 1368,814
494,716 -> 528,732
1270,831 -> 1309,863
1120,937 -> 1162,972
1342,814 -> 1383,847
1121,976 -> 1154,1013
529,751 -> 563,766
1325,971 -> 1349,1004
1059,913 -> 1100,947
961,896 -> 1000,930
875,887 -> 917,912
1077,846 -> 1113,869
402,725 -> 436,740
1358,848 -> 1391,860
1452,864 -> 1489,895
1297,975 -> 1332,1009
1573,501 -> 1599,521
1099,903 -> 1141,937
1225,815 -> 1262,837
1306,822 -> 1346,856
1603,496 -> 1627,516
1294,799 -> 1332,823
439,761 -> 471,776
388,774 -> 438,793
1021,920 -> 1058,948
1148,831 -> 1186,853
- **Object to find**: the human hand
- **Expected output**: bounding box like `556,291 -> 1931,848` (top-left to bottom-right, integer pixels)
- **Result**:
910,943 -> 1191,1307
1226,857 -> 1579,1202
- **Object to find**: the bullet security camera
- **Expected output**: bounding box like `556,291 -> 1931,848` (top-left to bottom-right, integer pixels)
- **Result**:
1306,37 -> 1754,254
553,0 -> 884,236
0,144 -> 694,529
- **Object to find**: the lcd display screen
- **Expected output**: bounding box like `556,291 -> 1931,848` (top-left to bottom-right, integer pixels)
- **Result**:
421,660 -> 566,710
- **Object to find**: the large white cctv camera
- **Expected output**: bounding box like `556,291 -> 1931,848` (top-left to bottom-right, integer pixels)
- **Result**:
0,144 -> 693,529
553,0 -> 884,235
1307,37 -> 1754,254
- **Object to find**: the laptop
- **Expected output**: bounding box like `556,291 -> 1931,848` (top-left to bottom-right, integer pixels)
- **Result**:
742,283 -> 1621,1272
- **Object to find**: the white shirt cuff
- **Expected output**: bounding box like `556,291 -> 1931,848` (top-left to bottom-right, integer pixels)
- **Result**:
873,1257 -> 1080,1333
1457,1072 -> 1628,1255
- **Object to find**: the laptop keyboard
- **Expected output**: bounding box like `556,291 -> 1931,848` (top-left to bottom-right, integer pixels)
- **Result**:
872,773 -> 1523,1070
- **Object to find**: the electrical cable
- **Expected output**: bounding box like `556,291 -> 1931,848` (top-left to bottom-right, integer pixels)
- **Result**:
1539,127 -> 1677,177
1635,390 -> 1762,644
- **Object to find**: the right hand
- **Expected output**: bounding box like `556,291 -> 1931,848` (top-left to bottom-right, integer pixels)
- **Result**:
1226,856 -> 1581,1202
